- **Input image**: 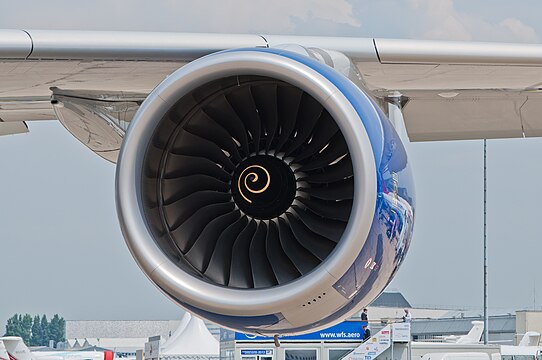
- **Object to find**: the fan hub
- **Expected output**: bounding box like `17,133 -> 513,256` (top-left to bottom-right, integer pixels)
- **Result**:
231,155 -> 296,220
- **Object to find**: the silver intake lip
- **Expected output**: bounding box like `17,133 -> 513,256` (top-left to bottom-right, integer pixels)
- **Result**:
116,50 -> 377,317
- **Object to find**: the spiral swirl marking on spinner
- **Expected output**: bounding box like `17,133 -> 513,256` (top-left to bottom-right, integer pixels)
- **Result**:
237,165 -> 271,204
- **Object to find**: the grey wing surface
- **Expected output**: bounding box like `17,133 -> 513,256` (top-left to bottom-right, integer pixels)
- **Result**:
0,29 -> 268,120
365,38 -> 542,141
2,29 -> 542,143
0,30 -> 268,159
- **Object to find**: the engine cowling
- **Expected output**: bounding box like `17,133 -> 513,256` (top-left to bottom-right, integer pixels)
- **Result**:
116,48 -> 415,335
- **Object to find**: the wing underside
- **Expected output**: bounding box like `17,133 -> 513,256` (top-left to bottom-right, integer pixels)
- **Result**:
1,29 -> 542,141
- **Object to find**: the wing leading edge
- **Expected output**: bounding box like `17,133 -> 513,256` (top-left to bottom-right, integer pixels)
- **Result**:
1,29 -> 542,141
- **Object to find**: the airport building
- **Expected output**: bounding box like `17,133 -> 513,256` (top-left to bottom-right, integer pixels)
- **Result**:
410,310 -> 542,345
65,319 -> 221,357
411,314 -> 516,343
62,293 -> 542,359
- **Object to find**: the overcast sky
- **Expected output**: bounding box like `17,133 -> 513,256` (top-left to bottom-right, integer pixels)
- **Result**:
1,0 -> 542,329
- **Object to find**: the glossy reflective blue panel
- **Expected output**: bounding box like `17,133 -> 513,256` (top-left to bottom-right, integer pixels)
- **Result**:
331,105 -> 415,319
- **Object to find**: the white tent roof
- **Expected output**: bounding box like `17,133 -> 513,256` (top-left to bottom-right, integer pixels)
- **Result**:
160,313 -> 218,356
0,340 -> 9,360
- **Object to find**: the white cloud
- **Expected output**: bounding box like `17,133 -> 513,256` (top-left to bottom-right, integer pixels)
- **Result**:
0,0 -> 359,34
188,0 -> 360,33
411,0 -> 472,40
499,18 -> 539,43
408,0 -> 539,43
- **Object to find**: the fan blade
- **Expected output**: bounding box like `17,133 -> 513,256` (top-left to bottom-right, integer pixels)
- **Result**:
229,220 -> 257,288
298,155 -> 353,184
202,95 -> 250,156
163,191 -> 232,230
284,93 -> 323,156
297,177 -> 354,201
277,218 -> 321,275
249,222 -> 277,288
291,205 -> 345,242
204,216 -> 249,285
297,197 -> 352,222
170,131 -> 235,171
276,86 -> 303,152
251,84 -> 278,152
161,174 -> 229,205
164,154 -> 231,181
185,210 -> 241,273
265,220 -> 301,284
170,202 -> 234,253
293,112 -> 338,162
297,133 -> 348,172
285,212 -> 336,261
226,86 -> 261,154
184,110 -> 242,162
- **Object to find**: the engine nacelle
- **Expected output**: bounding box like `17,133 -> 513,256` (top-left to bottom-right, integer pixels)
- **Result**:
116,48 -> 415,335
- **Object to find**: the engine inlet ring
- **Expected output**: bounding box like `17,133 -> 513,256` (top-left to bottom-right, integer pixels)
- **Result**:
116,49 -> 377,317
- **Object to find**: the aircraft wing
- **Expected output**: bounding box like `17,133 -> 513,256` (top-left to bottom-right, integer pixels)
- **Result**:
1,29 -> 542,141
366,39 -> 542,141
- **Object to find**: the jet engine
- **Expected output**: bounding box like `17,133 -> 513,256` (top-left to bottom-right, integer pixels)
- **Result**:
116,48 -> 415,335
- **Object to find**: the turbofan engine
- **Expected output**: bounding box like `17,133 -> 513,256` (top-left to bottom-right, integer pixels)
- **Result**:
116,48 -> 415,335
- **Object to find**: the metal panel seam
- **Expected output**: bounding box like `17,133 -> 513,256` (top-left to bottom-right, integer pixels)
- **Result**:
20,29 -> 34,59
518,96 -> 529,138
372,38 -> 382,63
258,35 -> 270,48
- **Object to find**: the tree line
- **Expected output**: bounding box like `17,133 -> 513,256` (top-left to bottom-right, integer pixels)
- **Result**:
4,314 -> 65,347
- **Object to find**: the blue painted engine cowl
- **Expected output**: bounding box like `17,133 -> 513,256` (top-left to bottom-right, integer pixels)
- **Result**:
116,48 -> 415,335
